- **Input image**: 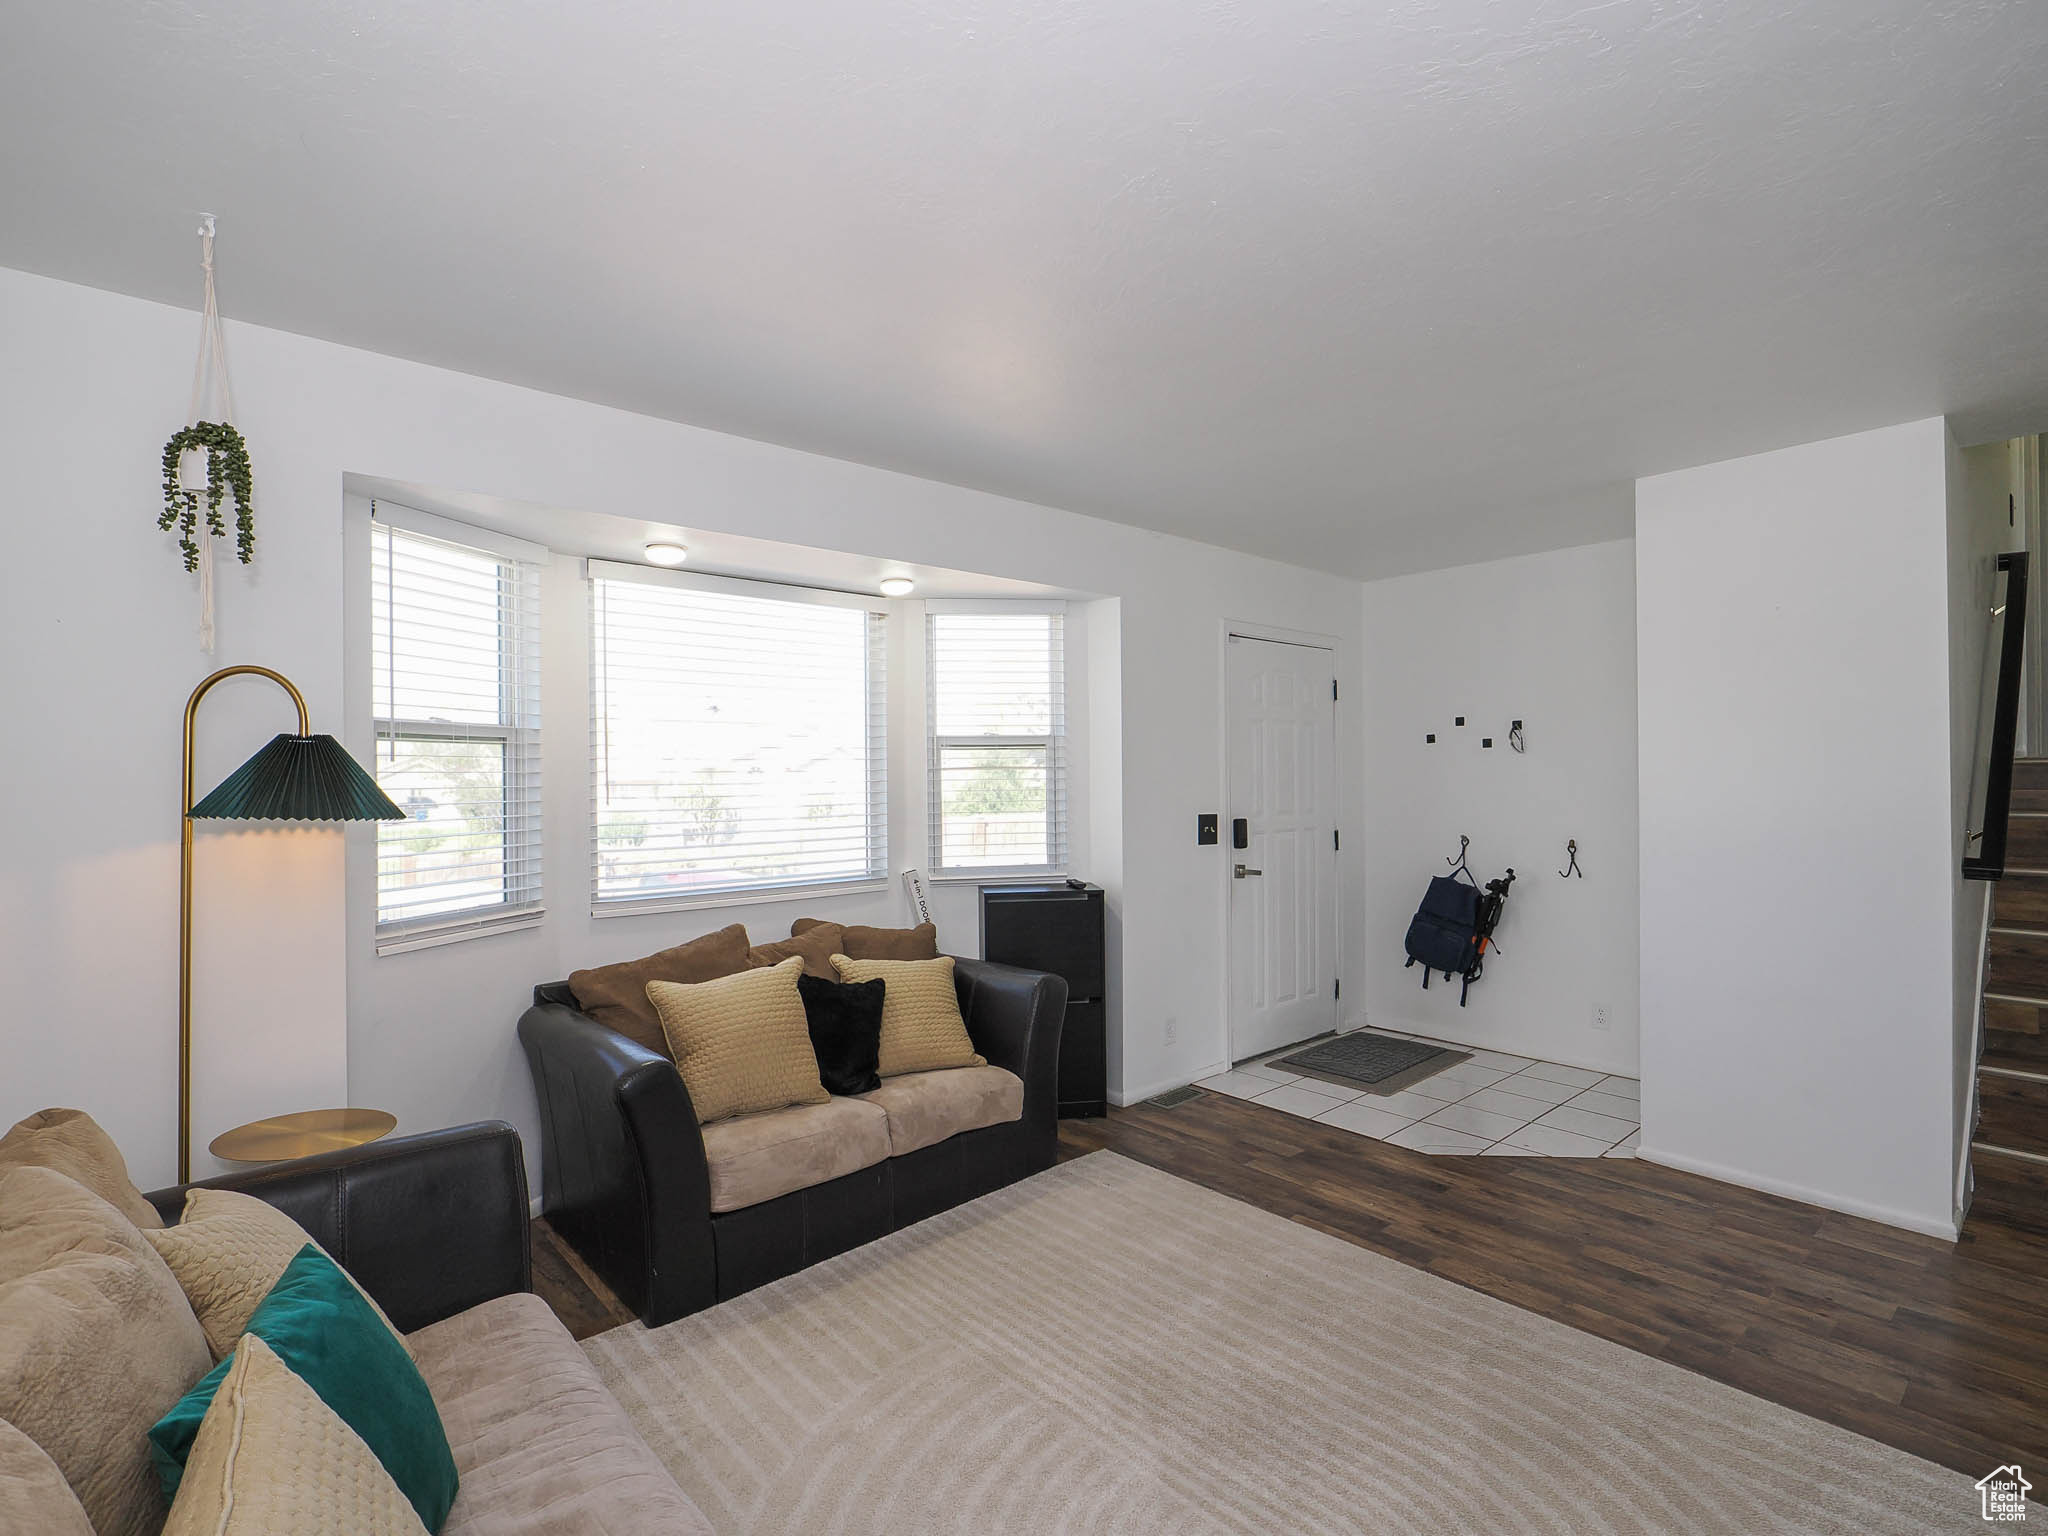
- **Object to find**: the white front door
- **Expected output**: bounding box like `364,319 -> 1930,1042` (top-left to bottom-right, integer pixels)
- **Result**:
1226,634 -> 1339,1063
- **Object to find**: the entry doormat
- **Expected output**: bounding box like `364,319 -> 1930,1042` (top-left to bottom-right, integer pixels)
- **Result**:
1274,1031 -> 1470,1095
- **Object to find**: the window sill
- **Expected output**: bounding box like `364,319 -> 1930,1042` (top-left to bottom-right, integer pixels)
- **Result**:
376,909 -> 546,956
926,869 -> 1069,885
592,879 -> 891,920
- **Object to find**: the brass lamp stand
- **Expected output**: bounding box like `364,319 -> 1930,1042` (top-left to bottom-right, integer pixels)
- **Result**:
178,665 -> 405,1181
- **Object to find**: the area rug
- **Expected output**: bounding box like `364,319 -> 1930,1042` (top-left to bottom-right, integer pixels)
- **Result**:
584,1154 -> 2003,1534
1272,1029 -> 1469,1095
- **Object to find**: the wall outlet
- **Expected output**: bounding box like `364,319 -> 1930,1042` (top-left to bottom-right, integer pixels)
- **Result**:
1163,1016 -> 1178,1046
1591,1004 -> 1611,1033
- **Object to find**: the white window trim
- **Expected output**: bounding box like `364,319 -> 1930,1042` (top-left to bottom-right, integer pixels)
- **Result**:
925,599 -> 1069,882
372,508 -> 545,951
588,560 -> 890,912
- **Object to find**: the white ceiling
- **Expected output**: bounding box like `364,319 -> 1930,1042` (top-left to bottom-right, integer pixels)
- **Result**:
5,2 -> 2046,578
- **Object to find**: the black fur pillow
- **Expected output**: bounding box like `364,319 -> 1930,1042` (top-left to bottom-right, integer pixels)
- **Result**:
797,974 -> 885,1095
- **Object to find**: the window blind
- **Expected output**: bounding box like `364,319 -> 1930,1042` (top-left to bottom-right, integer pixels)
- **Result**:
927,607 -> 1067,875
371,514 -> 543,943
590,569 -> 888,909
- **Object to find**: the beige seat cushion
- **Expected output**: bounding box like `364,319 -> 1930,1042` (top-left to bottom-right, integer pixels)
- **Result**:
698,1098 -> 891,1213
793,917 -> 939,960
0,1419 -> 94,1536
856,1066 -> 1025,1157
831,955 -> 986,1077
567,923 -> 755,1058
146,1188 -> 412,1363
0,1108 -> 162,1231
649,957 -> 829,1124
0,1166 -> 211,1536
747,920 -> 844,978
163,1333 -> 427,1536
409,1293 -> 713,1536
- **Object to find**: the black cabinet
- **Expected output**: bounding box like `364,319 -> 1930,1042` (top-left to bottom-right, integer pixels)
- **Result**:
981,883 -> 1106,1118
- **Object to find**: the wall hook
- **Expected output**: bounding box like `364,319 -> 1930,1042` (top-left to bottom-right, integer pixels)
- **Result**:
1558,839 -> 1583,879
1509,719 -> 1526,754
1446,834 -> 1475,884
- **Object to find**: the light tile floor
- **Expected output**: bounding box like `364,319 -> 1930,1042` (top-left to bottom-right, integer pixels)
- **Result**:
1195,1030 -> 1640,1158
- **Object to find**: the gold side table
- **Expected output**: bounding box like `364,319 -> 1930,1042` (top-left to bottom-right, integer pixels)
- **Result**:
208,1108 -> 398,1165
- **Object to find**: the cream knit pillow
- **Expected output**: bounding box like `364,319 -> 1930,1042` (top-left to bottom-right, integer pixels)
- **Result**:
162,1333 -> 429,1536
145,1189 -> 413,1363
648,957 -> 830,1124
830,955 -> 985,1077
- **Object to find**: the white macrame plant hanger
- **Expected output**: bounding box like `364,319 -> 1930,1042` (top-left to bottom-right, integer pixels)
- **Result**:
182,214 -> 238,653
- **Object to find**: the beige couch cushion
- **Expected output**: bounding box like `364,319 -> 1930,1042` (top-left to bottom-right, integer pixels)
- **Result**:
0,1108 -> 162,1230
831,955 -> 986,1077
856,1066 -> 1025,1156
698,1098 -> 891,1213
163,1333 -> 427,1536
409,1292 -> 713,1536
0,1166 -> 211,1536
567,922 -> 755,1058
146,1187 -> 412,1362
0,1419 -> 94,1536
649,957 -> 829,1124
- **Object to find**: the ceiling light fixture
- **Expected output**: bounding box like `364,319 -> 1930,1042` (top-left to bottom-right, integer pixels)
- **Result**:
644,542 -> 688,567
879,576 -> 915,597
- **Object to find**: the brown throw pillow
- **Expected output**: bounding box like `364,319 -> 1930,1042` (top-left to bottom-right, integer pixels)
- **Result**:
748,921 -> 845,978
568,923 -> 755,1057
0,1108 -> 162,1231
792,919 -> 940,961
830,955 -> 984,1077
648,958 -> 831,1124
0,1166 -> 211,1536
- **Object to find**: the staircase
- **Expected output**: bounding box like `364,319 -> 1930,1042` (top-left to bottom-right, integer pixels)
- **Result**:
1974,760 -> 2048,1231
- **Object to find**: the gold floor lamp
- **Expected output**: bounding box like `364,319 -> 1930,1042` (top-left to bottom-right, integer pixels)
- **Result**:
180,665 -> 405,1182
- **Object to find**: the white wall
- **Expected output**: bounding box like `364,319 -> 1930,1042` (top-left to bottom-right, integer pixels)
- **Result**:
0,265 -> 1363,1188
1636,418 -> 1960,1238
1358,540 -> 1641,1075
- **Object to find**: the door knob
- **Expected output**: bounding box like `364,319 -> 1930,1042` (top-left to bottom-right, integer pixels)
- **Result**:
1234,864 -> 1264,879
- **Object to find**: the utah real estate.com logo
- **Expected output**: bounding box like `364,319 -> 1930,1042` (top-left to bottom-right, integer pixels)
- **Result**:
1978,1465 -> 2031,1523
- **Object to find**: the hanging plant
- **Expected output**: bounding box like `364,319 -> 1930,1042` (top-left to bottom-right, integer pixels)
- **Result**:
158,421 -> 254,572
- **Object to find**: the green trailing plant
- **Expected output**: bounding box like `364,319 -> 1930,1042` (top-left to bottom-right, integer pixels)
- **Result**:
159,421 -> 254,571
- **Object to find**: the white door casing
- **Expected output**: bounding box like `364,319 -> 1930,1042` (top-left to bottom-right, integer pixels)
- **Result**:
1226,634 -> 1338,1063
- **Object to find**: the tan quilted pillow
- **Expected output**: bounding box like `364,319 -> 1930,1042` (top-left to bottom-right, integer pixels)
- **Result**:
0,1419 -> 95,1536
830,955 -> 985,1077
162,1333 -> 429,1536
0,1166 -> 211,1536
648,957 -> 830,1124
0,1108 -> 162,1231
146,1189 -> 412,1363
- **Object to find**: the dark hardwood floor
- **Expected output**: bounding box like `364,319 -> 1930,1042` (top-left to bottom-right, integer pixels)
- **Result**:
534,1092 -> 2048,1479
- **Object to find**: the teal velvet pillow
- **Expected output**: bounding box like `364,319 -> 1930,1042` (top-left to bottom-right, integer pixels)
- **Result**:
149,1244 -> 457,1531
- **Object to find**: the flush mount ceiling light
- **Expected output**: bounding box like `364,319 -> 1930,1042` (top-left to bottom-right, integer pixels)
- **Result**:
878,576 -> 915,597
643,542 -> 688,567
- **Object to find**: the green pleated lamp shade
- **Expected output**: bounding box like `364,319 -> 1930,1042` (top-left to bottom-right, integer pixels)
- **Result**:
189,735 -> 406,822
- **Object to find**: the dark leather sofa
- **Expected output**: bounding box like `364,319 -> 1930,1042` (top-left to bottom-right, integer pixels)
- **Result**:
519,955 -> 1066,1326
145,1120 -> 531,1332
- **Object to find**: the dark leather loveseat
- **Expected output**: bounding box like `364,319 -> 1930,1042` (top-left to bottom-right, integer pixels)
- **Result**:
519,956 -> 1066,1326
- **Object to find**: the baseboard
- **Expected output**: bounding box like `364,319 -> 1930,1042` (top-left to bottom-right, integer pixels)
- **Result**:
1111,1060 -> 1227,1107
1363,1014 -> 1634,1080
1636,1143 -> 1959,1242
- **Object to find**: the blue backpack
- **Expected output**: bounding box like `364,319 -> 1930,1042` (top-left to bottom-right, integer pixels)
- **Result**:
1403,868 -> 1515,1005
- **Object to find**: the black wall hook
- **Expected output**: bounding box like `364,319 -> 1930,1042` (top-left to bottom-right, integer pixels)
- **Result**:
1559,839 -> 1583,878
1447,834 -> 1476,884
